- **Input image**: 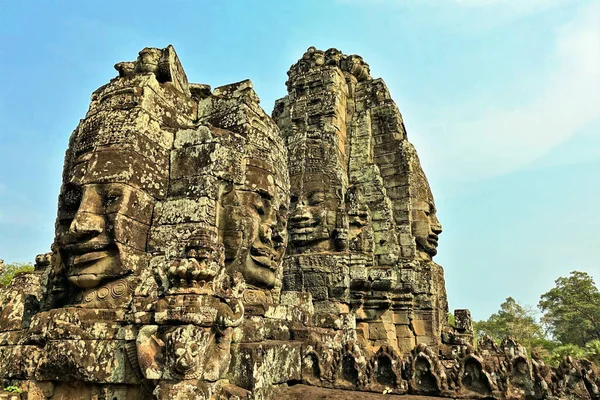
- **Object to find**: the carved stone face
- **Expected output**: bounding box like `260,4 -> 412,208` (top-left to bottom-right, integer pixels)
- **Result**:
136,48 -> 162,74
411,200 -> 442,259
56,164 -> 155,292
221,166 -> 287,289
173,339 -> 200,377
167,325 -> 211,379
288,174 -> 340,252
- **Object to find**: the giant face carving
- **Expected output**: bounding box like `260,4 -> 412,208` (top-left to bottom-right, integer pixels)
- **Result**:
411,197 -> 442,259
221,165 -> 288,289
407,144 -> 443,261
288,173 -> 343,253
55,150 -> 157,305
135,48 -> 162,74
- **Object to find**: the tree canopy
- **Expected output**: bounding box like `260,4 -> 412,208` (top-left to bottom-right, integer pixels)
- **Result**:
0,262 -> 34,286
538,271 -> 600,347
473,297 -> 548,355
473,270 -> 600,365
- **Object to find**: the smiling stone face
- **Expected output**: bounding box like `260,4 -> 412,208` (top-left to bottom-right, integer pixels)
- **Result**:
57,181 -> 154,290
288,173 -> 340,252
411,200 -> 442,259
221,164 -> 288,289
51,56 -> 184,306
409,154 -> 442,261
54,148 -> 159,307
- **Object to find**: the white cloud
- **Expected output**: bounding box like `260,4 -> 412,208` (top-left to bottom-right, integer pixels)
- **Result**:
420,0 -> 600,181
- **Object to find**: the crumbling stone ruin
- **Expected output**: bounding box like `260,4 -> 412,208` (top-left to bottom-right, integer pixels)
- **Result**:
0,45 -> 597,399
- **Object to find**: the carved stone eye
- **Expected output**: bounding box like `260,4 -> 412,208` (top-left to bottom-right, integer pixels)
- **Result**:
63,187 -> 82,210
308,192 -> 325,205
103,188 -> 123,211
105,192 -> 121,205
254,200 -> 265,216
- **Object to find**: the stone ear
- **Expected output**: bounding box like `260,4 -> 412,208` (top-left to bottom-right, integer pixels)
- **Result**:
136,325 -> 164,380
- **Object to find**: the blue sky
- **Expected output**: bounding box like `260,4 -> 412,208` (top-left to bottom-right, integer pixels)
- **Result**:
0,0 -> 598,320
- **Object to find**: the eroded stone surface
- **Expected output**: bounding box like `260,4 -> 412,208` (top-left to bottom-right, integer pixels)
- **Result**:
0,45 -> 597,400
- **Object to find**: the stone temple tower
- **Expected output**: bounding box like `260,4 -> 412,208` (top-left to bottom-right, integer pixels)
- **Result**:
273,46 -> 448,356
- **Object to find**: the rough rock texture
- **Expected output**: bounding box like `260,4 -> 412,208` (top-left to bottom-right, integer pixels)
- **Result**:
273,46 -> 448,358
0,45 -> 597,400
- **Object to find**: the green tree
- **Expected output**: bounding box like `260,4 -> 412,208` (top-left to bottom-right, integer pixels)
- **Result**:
538,271 -> 600,347
548,343 -> 588,366
585,339 -> 600,364
448,312 -> 455,327
585,339 -> 600,365
0,262 -> 34,286
474,297 -> 549,355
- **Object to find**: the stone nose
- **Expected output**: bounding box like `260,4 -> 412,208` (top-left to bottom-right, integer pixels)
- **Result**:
69,211 -> 105,240
66,186 -> 105,241
258,223 -> 278,250
290,203 -> 311,223
431,216 -> 442,235
260,224 -> 273,243
272,230 -> 284,246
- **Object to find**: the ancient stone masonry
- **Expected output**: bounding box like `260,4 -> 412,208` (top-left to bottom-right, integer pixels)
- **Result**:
273,46 -> 448,359
0,45 -> 597,400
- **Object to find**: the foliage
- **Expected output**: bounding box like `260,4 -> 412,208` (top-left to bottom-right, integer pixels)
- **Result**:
548,343 -> 589,366
448,312 -> 455,327
585,339 -> 600,364
0,262 -> 34,286
538,271 -> 600,347
3,385 -> 23,393
475,271 -> 600,366
542,341 -> 599,366
474,297 -> 547,355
